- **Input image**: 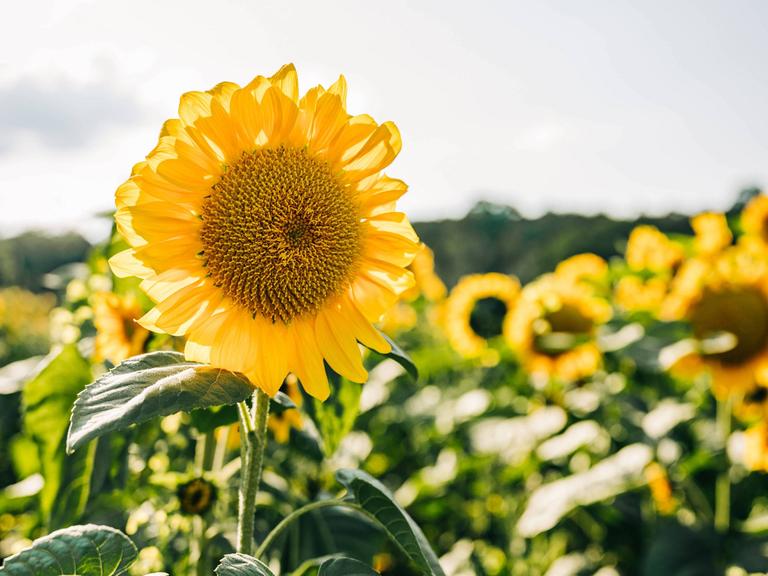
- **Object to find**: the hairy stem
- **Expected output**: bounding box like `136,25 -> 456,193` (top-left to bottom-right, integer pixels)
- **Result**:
237,390 -> 271,554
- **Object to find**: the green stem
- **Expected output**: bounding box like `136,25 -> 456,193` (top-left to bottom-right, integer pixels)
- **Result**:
714,395 -> 732,533
237,390 -> 271,554
255,500 -> 362,559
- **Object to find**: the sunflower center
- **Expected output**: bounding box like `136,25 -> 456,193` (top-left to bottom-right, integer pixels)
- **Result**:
469,297 -> 507,339
691,287 -> 768,364
533,304 -> 594,356
200,146 -> 361,323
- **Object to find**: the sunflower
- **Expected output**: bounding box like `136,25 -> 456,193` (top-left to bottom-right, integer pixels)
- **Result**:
614,276 -> 669,314
743,422 -> 768,472
268,374 -> 304,444
741,193 -> 768,247
504,274 -> 612,382
403,243 -> 447,302
444,273 -> 520,359
110,64 -> 419,400
664,245 -> 768,399
92,292 -> 150,364
625,225 -> 684,273
554,253 -> 608,286
691,212 -> 732,257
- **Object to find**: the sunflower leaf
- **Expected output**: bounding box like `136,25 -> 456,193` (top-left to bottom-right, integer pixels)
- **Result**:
336,469 -> 445,576
214,553 -> 276,576
67,351 -> 254,453
0,524 -> 137,575
318,557 -> 380,575
378,333 -> 418,381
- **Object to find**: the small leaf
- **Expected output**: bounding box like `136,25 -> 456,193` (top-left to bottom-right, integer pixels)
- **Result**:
378,333 -> 418,380
67,351 -> 255,453
0,524 -> 137,575
319,557 -> 380,575
214,553 -> 276,576
317,558 -> 379,576
336,469 -> 445,576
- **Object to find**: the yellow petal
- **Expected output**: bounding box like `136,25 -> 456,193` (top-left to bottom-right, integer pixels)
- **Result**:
290,319 -> 330,400
315,309 -> 367,382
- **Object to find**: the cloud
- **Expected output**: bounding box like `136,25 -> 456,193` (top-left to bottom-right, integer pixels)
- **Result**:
0,77 -> 146,153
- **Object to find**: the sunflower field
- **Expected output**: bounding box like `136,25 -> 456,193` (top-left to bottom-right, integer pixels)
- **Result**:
2,65 -> 768,576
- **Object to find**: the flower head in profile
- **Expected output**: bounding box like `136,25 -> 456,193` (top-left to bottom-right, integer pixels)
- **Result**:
110,64 -> 419,399
444,273 -> 520,360
92,292 -> 150,364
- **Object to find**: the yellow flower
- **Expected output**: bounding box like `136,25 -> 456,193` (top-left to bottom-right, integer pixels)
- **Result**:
742,193 -> 768,247
110,64 -> 419,400
691,212 -> 732,257
555,253 -> 608,285
625,225 -> 684,273
444,273 -> 520,359
614,276 -> 668,314
267,374 -> 304,444
505,274 -> 612,382
402,243 -> 447,302
664,245 -> 768,399
92,292 -> 150,364
644,462 -> 676,515
378,302 -> 418,335
743,422 -> 768,472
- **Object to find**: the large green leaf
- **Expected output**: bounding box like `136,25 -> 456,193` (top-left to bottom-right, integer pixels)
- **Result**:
0,524 -> 137,575
23,344 -> 95,527
336,469 -> 445,576
308,370 -> 362,456
318,557 -> 380,575
214,554 -> 275,576
67,351 -> 255,453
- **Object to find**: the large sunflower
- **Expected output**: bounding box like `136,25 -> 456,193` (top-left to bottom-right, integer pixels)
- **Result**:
505,273 -> 612,382
110,64 -> 419,400
443,273 -> 520,359
664,245 -> 768,399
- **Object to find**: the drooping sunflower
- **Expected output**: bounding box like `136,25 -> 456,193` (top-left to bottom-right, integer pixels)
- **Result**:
504,274 -> 612,382
664,244 -> 768,399
625,225 -> 685,273
444,273 -> 520,359
110,64 -> 419,399
741,193 -> 768,248
92,292 -> 150,364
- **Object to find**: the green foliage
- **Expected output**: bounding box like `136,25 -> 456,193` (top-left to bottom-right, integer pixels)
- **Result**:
307,371 -> 362,456
67,351 -> 255,452
215,553 -> 275,576
318,557 -> 380,575
0,524 -> 137,575
22,344 -> 94,528
337,469 -> 446,576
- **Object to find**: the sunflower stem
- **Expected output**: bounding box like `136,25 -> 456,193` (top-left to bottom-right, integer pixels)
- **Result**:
714,395 -> 732,534
237,389 -> 271,554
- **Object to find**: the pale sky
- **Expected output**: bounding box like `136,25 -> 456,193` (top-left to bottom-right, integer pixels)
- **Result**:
1,0 -> 767,241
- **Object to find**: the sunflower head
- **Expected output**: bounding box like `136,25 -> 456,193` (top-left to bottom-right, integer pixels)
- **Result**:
625,225 -> 684,273
741,194 -> 768,247
444,273 -> 520,359
555,253 -> 608,286
614,276 -> 669,314
505,274 -> 611,382
110,65 -> 419,400
691,212 -> 732,257
92,291 -> 150,364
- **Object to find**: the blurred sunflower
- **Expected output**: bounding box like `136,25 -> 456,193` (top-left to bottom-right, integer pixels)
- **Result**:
92,292 -> 150,364
402,243 -> 447,302
554,253 -> 608,286
741,193 -> 768,247
691,212 -> 732,257
444,273 -> 520,360
614,276 -> 669,314
625,225 -> 685,273
505,274 -> 612,382
268,374 -> 304,444
664,245 -> 768,399
743,422 -> 768,472
110,64 -> 419,400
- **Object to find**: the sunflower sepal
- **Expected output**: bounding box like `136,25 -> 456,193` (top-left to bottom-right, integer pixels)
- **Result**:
67,350 -> 257,453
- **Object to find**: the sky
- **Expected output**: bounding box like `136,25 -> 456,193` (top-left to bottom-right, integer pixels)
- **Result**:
1,0 -> 767,241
